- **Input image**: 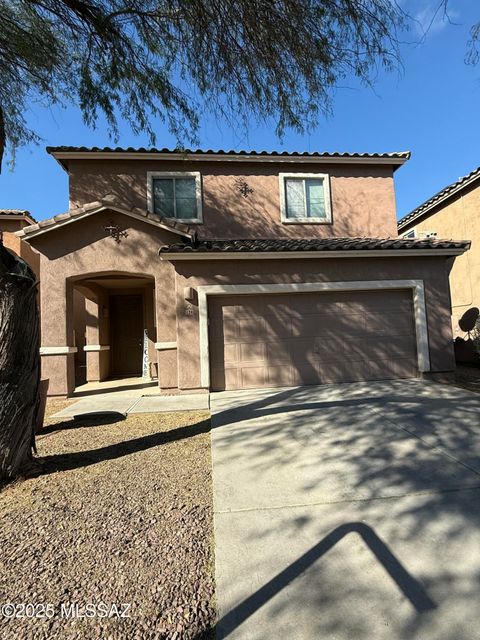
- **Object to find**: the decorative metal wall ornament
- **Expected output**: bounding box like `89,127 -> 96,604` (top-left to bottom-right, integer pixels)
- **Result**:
103,221 -> 128,243
234,178 -> 254,198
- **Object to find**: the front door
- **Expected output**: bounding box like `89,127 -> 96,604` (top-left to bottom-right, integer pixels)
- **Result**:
110,294 -> 144,377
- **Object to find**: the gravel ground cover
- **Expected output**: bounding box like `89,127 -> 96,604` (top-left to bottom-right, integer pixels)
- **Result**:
0,400 -> 215,639
452,363 -> 480,394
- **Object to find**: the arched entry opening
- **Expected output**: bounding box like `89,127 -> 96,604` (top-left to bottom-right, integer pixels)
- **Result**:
69,271 -> 157,391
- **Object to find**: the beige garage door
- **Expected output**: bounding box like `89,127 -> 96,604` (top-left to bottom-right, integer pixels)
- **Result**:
208,290 -> 418,391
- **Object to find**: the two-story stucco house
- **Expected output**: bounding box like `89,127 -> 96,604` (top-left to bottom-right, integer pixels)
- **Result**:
398,166 -> 480,342
17,147 -> 470,396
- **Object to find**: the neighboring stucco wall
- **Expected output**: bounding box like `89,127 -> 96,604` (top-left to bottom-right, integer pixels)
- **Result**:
1,218 -> 40,278
403,182 -> 480,337
67,159 -> 398,239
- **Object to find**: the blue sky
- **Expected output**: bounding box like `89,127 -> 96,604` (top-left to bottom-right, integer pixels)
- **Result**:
0,0 -> 478,222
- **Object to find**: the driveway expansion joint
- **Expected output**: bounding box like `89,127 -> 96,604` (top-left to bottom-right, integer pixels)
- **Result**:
215,484 -> 480,515
369,405 -> 480,478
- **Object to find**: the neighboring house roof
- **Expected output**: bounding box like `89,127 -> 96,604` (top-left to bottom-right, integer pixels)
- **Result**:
16,199 -> 192,240
159,237 -> 470,259
398,166 -> 480,231
0,209 -> 37,224
47,146 -> 411,171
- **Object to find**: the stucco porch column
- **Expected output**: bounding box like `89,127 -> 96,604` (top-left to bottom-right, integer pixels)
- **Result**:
84,292 -> 110,383
154,268 -> 178,390
40,275 -> 76,396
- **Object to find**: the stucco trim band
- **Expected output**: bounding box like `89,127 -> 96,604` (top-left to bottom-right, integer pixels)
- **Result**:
197,280 -> 430,389
83,345 -> 110,352
155,342 -> 177,350
160,249 -> 466,261
40,346 -> 78,355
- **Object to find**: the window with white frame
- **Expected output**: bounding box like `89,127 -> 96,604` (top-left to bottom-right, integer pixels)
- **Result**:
402,229 -> 416,238
147,171 -> 203,222
279,173 -> 331,223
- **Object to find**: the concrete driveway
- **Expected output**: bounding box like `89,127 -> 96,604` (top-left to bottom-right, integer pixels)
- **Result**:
210,380 -> 480,640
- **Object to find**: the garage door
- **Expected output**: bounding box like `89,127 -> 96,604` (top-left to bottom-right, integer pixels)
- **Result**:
208,290 -> 418,391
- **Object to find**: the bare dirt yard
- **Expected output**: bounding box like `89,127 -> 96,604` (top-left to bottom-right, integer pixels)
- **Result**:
0,401 -> 215,640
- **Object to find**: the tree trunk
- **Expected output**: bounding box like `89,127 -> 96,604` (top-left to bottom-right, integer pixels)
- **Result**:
0,237 -> 40,479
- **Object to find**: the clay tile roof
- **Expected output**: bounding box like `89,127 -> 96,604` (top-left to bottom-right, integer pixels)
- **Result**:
46,146 -> 411,161
0,209 -> 37,224
17,199 -> 192,240
398,165 -> 480,230
46,147 -> 410,173
159,237 -> 470,256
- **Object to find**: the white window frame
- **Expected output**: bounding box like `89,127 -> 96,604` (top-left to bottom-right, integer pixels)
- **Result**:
279,172 -> 332,224
401,229 -> 416,239
147,171 -> 203,224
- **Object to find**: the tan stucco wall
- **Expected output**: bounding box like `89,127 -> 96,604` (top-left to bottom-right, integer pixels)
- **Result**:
27,206 -> 455,395
33,210 -> 176,394
171,256 -> 455,390
403,182 -> 480,337
68,159 -> 398,239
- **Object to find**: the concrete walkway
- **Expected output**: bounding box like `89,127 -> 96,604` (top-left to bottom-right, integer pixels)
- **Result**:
211,380 -> 480,640
51,379 -> 209,417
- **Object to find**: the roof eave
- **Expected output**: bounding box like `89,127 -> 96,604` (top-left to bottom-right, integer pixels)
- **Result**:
398,169 -> 480,230
0,213 -> 36,225
16,204 -> 192,241
49,150 -> 410,172
159,247 -> 468,261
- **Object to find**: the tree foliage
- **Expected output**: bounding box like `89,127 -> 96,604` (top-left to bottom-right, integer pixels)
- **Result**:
0,0 -> 408,171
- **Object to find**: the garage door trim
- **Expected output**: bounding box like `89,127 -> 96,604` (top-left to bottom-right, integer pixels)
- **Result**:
197,280 -> 430,388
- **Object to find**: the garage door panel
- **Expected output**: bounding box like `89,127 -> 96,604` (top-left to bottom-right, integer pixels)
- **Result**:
223,343 -> 239,364
209,291 -> 418,391
263,320 -> 293,340
238,317 -> 266,339
367,312 -> 414,336
265,341 -> 293,365
297,338 -> 345,363
240,366 -> 268,388
221,317 -> 239,341
342,339 -> 372,361
368,357 -> 416,380
240,342 -> 266,363
375,336 -> 417,359
267,365 -> 294,387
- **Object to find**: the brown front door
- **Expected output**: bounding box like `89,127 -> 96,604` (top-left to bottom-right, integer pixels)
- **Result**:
110,294 -> 144,377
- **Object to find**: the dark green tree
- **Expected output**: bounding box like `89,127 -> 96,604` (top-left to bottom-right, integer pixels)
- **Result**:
0,0 -> 409,172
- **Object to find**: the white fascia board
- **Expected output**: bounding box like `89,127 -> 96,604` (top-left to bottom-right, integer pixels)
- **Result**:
51,151 -> 409,166
159,248 -> 467,261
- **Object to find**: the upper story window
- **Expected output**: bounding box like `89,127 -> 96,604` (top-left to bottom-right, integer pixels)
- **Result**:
147,171 -> 203,223
279,173 -> 332,224
402,229 -> 416,238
